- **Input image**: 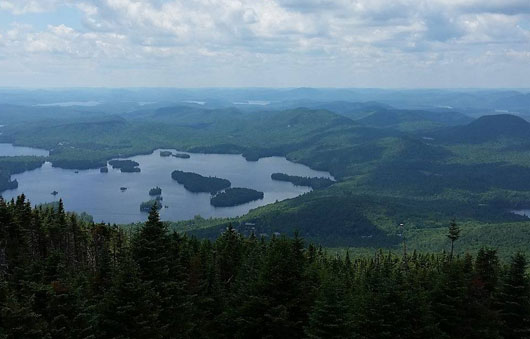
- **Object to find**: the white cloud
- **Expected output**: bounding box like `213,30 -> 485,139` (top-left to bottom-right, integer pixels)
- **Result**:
0,0 -> 528,87
0,0 -> 62,14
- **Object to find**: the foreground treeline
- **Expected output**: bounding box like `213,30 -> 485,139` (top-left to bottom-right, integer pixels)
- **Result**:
1,196 -> 529,338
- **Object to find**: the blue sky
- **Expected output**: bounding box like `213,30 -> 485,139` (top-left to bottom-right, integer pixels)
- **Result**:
0,0 -> 529,88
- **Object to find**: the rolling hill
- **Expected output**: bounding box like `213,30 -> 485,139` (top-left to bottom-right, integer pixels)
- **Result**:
436,114 -> 530,143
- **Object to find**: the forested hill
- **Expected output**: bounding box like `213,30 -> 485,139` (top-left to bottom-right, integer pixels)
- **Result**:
1,195 -> 530,338
435,114 -> 530,143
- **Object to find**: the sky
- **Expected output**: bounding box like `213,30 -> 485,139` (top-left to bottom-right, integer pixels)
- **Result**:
0,0 -> 529,88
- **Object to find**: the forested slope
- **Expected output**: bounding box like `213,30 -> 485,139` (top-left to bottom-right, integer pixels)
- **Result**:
1,196 -> 530,338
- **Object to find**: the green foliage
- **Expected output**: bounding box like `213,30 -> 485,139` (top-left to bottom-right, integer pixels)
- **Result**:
271,172 -> 335,189
108,160 -> 140,173
171,170 -> 231,193
148,186 -> 162,196
6,105 -> 530,261
1,195 -> 530,338
140,200 -> 162,212
210,188 -> 264,207
500,253 -> 530,339
0,156 -> 46,192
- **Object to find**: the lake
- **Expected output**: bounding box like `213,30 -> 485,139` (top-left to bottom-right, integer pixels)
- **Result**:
1,148 -> 332,224
0,143 -> 50,157
511,210 -> 530,218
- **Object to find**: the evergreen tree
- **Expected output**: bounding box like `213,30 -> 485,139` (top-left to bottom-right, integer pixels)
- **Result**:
500,253 -> 530,339
97,254 -> 162,339
305,275 -> 353,339
447,219 -> 460,260
1,194 -> 529,339
131,205 -> 170,283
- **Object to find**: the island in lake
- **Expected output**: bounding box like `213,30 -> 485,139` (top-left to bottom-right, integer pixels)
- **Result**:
171,170 -> 231,193
160,150 -> 190,159
149,186 -> 162,196
210,187 -> 264,207
108,160 -> 141,173
271,173 -> 334,189
140,199 -> 162,212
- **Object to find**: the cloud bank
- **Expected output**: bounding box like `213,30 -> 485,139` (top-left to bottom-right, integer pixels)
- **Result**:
0,0 -> 529,87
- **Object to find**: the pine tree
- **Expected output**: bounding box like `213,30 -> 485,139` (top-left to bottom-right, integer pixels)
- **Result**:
500,253 -> 530,339
0,279 -> 49,339
97,255 -> 162,339
447,219 -> 460,260
131,205 -> 170,283
305,276 -> 352,339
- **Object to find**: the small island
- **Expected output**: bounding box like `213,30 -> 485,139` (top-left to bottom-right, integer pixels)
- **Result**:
160,150 -> 190,159
149,186 -> 162,196
171,170 -> 231,193
140,199 -> 162,212
270,173 -> 334,190
100,167 -> 108,173
210,187 -> 264,207
108,160 -> 141,173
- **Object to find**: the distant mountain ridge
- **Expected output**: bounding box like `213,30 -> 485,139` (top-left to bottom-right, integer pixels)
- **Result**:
356,108 -> 472,129
435,114 -> 530,143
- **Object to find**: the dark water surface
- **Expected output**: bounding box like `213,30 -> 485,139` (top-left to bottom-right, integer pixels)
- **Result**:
2,148 -> 332,224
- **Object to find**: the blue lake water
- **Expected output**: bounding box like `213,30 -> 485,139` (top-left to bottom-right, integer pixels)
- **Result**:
512,210 -> 530,218
1,147 -> 333,224
0,143 -> 49,156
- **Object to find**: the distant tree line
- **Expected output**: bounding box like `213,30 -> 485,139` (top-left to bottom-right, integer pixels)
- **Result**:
271,173 -> 335,189
0,196 -> 529,338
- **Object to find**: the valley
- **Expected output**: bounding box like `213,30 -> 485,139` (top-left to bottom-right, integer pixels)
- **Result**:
1,88 -> 530,257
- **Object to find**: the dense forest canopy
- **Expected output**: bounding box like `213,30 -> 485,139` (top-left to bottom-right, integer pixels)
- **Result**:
0,196 -> 529,338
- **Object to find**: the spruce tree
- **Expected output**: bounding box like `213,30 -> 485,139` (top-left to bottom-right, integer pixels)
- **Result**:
97,255 -> 162,339
500,253 -> 530,339
305,276 -> 352,339
131,205 -> 170,283
447,219 -> 460,260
